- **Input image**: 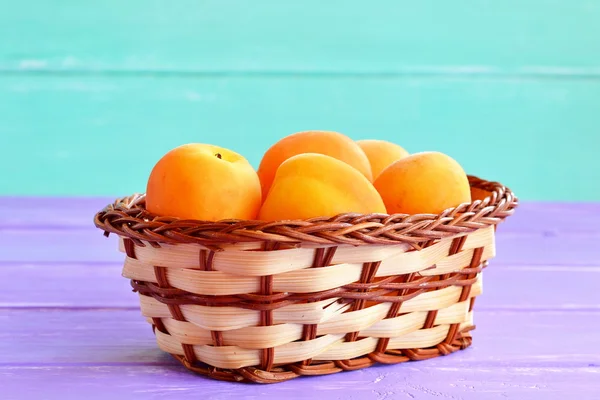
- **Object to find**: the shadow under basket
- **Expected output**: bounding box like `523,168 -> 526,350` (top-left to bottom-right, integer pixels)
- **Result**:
93,175 -> 517,384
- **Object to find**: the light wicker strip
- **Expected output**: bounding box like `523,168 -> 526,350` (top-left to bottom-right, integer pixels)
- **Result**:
146,297 -> 475,350
122,227 -> 493,296
155,319 -> 473,369
118,225 -> 493,276
139,295 -> 348,330
139,276 -> 481,332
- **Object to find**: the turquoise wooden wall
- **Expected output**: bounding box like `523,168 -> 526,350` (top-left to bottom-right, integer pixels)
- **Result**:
1,1 -> 599,200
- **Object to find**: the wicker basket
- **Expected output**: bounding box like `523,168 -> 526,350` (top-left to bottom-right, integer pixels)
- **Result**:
93,175 -> 517,383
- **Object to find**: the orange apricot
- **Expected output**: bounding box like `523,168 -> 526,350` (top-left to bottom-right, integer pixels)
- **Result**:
258,153 -> 386,221
146,143 -> 261,221
257,130 -> 373,199
374,152 -> 471,215
357,139 -> 410,179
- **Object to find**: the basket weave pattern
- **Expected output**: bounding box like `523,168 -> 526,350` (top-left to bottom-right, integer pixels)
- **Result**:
94,176 -> 517,383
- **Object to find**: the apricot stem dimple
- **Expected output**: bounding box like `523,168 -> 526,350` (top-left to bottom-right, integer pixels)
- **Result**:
215,153 -> 222,159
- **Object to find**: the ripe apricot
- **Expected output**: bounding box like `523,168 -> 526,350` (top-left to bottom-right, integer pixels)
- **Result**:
374,152 -> 471,215
357,139 -> 410,179
146,143 -> 261,221
257,130 -> 373,199
258,153 -> 386,221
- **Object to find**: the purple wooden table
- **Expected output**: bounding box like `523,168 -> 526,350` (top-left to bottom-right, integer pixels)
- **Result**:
1,199 -> 599,399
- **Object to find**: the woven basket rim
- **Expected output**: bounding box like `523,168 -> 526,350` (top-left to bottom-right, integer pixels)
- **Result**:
93,175 -> 517,248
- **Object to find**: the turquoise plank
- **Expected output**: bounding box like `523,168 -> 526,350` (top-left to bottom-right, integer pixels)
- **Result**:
0,0 -> 599,72
1,75 -> 598,199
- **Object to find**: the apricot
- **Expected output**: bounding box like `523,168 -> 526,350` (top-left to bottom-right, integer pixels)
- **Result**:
357,139 -> 410,179
258,153 -> 386,221
374,152 -> 471,215
146,143 -> 261,221
257,130 -> 373,199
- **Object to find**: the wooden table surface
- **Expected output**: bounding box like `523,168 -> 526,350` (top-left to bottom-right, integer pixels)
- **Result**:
1,198 -> 599,399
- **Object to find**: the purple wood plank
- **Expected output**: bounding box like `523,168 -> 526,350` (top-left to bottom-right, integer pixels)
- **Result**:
1,262 -> 597,309
2,309 -> 599,365
1,309 -> 167,365
478,266 -> 600,310
0,262 -> 137,308
0,229 -> 123,263
493,234 -> 600,267
499,201 -> 600,235
0,197 -> 112,229
2,197 -> 600,235
1,365 -> 598,400
0,228 -> 598,267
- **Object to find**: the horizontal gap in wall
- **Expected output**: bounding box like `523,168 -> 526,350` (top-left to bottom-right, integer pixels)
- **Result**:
1,67 -> 600,80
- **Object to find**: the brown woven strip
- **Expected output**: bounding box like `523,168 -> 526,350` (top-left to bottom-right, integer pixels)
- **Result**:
181,343 -> 197,363
467,249 -> 485,316
425,236 -> 467,344
439,324 -> 460,355
448,235 -> 467,256
173,328 -> 474,383
469,297 -> 477,312
153,266 -> 182,319
375,294 -> 402,354
151,318 -> 168,334
126,239 -> 176,335
153,265 -> 168,286
301,325 -> 317,342
129,268 -> 482,310
334,357 -> 375,371
199,249 -> 216,271
200,250 -> 225,355
210,331 -> 224,347
422,309 -> 439,329
263,241 -> 281,251
299,324 -> 317,367
458,247 -> 484,303
345,261 -> 381,342
438,241 -> 483,352
153,264 -> 198,364
289,361 -> 341,376
404,347 -> 443,362
123,238 -> 136,259
238,367 -> 299,384
371,272 -> 415,361
300,246 -> 338,366
259,275 -> 275,372
95,176 -> 517,248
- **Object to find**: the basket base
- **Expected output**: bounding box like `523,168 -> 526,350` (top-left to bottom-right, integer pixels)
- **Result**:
169,329 -> 474,384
